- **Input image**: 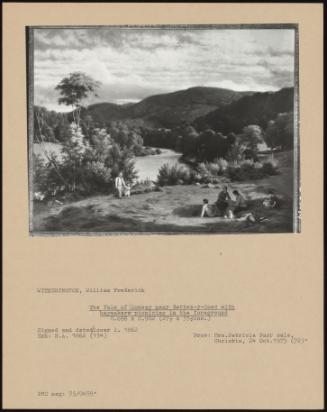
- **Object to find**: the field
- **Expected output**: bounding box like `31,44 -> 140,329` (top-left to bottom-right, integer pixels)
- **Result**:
32,151 -> 295,234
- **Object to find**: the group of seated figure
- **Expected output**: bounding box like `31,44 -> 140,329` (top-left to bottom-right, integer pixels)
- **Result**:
201,185 -> 280,222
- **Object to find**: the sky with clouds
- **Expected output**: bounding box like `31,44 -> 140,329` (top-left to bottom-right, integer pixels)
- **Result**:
33,27 -> 295,112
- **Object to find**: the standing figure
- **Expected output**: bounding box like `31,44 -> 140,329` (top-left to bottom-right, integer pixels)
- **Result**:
115,172 -> 126,198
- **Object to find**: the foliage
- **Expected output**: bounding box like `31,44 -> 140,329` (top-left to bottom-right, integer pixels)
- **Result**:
239,125 -> 264,153
55,72 -> 101,109
132,179 -> 159,195
193,87 -> 294,134
107,121 -> 144,154
33,76 -> 292,199
55,72 -> 101,128
90,128 -> 113,159
34,106 -> 71,143
265,112 -> 294,150
192,160 -> 230,184
33,154 -> 50,193
227,161 -> 279,181
214,157 -> 229,171
157,163 -> 191,186
261,161 -> 279,175
142,127 -> 180,151
83,161 -> 112,193
197,129 -> 231,161
34,124 -> 138,198
156,155 -> 279,187
179,126 -> 200,156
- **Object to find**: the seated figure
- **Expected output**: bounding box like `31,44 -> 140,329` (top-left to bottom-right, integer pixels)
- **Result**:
216,185 -> 231,216
225,190 -> 248,218
263,190 -> 280,209
201,199 -> 217,218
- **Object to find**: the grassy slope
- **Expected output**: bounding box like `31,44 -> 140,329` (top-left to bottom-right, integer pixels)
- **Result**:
32,152 -> 295,234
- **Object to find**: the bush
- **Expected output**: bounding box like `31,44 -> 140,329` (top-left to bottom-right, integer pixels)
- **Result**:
33,154 -> 48,193
215,157 -> 229,172
195,161 -> 231,183
132,179 -> 159,194
157,163 -> 191,186
262,161 -> 279,175
82,161 -> 112,193
227,160 -> 279,181
206,162 -> 220,176
239,159 -> 254,167
197,162 -> 209,175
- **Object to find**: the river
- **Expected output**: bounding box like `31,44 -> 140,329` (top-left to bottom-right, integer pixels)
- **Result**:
33,143 -> 182,182
134,148 -> 182,182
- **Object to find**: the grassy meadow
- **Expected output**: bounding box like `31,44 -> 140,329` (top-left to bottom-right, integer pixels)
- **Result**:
32,151 -> 294,234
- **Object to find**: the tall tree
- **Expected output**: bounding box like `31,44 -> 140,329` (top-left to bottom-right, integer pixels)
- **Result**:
240,125 -> 264,154
55,72 -> 101,125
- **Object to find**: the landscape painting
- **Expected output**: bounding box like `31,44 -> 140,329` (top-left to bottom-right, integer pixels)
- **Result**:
28,25 -> 299,234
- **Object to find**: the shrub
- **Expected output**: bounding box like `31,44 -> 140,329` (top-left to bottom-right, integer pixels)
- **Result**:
227,160 -> 279,181
239,159 -> 254,167
254,161 -> 263,169
157,163 -> 190,186
32,153 -> 70,199
119,158 -> 139,183
189,169 -> 202,183
195,161 -> 230,183
215,157 -> 229,172
130,179 -> 158,195
33,154 -> 48,193
195,163 -> 211,183
262,161 -> 279,175
83,161 -> 112,193
197,162 -> 210,176
206,162 -> 220,176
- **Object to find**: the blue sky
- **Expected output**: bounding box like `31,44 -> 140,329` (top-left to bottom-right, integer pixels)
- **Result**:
33,27 -> 295,112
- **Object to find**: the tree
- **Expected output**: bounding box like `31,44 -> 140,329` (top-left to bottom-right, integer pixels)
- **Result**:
60,123 -> 90,192
225,137 -> 244,163
197,129 -> 230,161
55,72 -> 101,125
239,125 -> 264,155
265,112 -> 294,150
90,128 -> 113,160
180,126 -> 199,156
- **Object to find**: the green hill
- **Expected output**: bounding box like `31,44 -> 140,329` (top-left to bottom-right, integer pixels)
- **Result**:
79,86 -> 253,128
193,87 -> 294,133
129,86 -> 252,127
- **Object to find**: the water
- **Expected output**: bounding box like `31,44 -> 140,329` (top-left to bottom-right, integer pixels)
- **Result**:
33,142 -> 63,162
34,143 -> 182,182
134,148 -> 182,182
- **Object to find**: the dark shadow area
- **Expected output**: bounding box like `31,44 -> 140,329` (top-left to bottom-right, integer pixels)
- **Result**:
172,204 -> 202,217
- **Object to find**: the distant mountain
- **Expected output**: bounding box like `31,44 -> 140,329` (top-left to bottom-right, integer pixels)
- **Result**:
193,87 -> 294,133
36,86 -> 293,139
80,86 -> 253,128
129,87 -> 253,127
80,102 -> 129,124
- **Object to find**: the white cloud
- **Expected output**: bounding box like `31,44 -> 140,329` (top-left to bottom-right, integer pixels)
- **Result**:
33,27 -> 295,110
